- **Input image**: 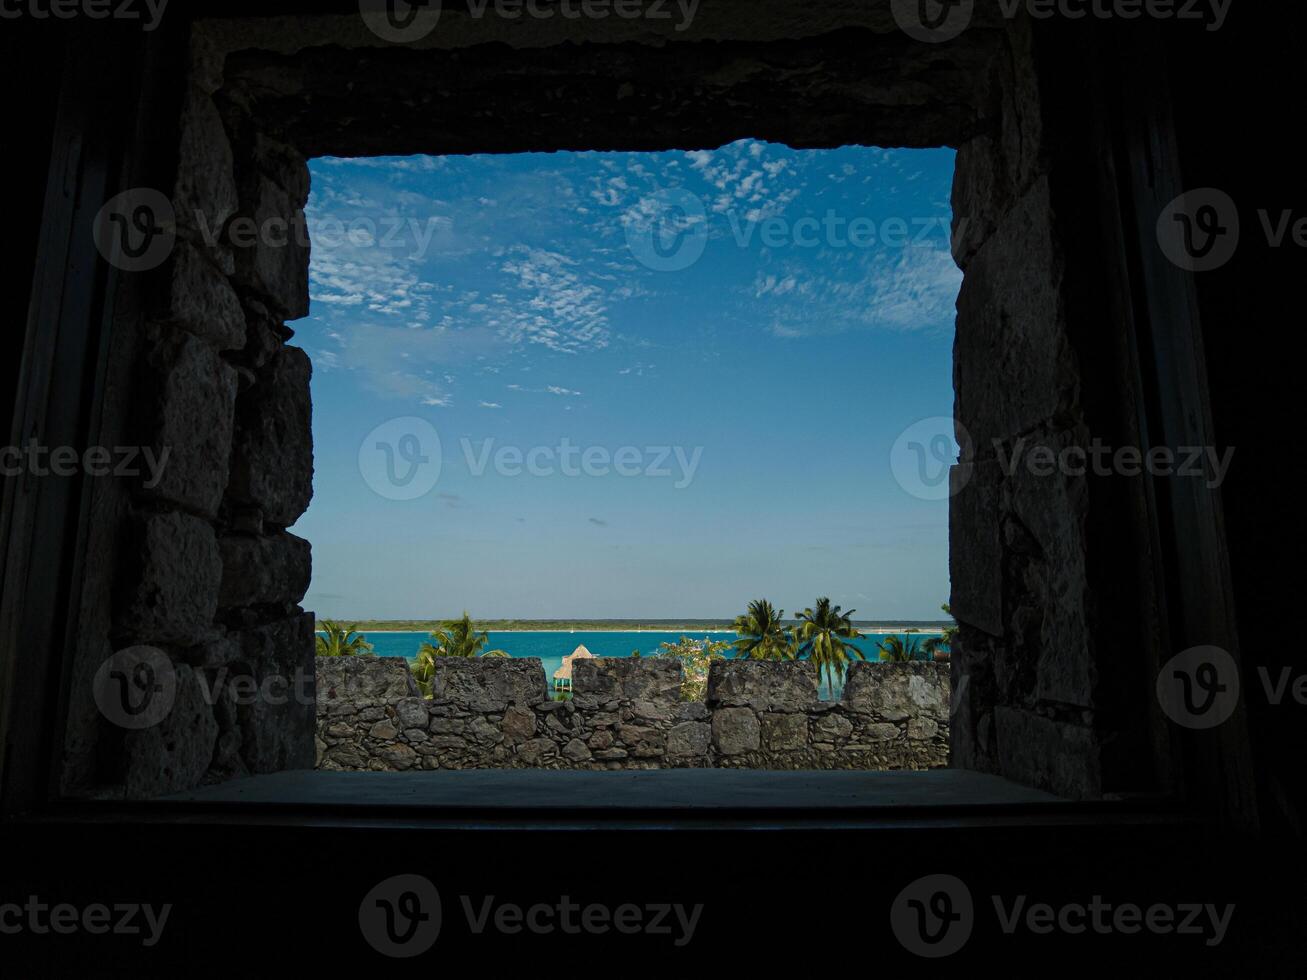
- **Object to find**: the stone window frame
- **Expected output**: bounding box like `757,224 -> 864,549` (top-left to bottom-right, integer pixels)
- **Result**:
0,9 -> 1253,823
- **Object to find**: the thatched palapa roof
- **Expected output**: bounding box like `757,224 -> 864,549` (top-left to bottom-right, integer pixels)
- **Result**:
553,644 -> 594,681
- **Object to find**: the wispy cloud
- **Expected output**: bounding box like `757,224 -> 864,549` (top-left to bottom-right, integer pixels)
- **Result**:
757,246 -> 961,339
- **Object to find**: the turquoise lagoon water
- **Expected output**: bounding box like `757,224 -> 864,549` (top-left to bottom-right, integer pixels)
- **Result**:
353,630 -> 939,698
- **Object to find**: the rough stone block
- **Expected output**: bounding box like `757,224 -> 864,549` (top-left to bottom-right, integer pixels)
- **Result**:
949,458 -> 1003,637
430,657 -> 548,711
188,25 -> 227,94
1004,427 -> 1093,708
154,241 -> 245,351
228,611 -> 316,772
994,705 -> 1100,799
236,296 -> 290,371
249,130 -> 311,209
140,326 -> 239,518
518,738 -> 555,765
908,717 -> 939,741
813,712 -> 853,744
711,707 -> 760,756
217,530 -> 311,608
376,743 -> 418,770
395,697 -> 429,731
231,171 -> 310,320
863,722 -> 901,741
123,663 -> 218,798
666,721 -> 710,758
954,176 -> 1079,451
675,701 -> 708,722
502,705 -> 536,743
951,19 -> 1045,270
707,660 -> 818,712
174,85 -> 239,245
572,658 -> 682,706
317,656 -> 418,705
843,662 -> 951,722
227,345 -> 313,528
761,712 -> 809,751
562,738 -> 592,762
118,512 -> 222,646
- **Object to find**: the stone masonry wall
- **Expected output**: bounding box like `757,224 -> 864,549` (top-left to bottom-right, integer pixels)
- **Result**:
947,19 -> 1160,800
316,658 -> 950,772
60,39 -> 317,799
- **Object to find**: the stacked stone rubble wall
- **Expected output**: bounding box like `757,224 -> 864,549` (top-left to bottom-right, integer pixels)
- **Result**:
316,657 -> 950,772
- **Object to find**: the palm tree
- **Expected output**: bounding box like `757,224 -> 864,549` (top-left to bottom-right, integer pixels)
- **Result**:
418,611 -> 489,660
731,598 -> 795,661
412,616 -> 506,697
877,634 -> 925,663
315,620 -> 375,657
412,646 -> 437,698
922,635 -> 945,660
793,598 -> 863,697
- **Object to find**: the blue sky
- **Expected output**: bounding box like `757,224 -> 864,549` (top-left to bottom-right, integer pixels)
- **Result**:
291,141 -> 960,621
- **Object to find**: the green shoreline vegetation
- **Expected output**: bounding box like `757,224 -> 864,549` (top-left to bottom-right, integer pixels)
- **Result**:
318,600 -> 959,700
337,618 -> 952,633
